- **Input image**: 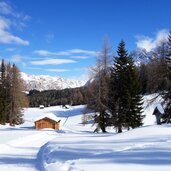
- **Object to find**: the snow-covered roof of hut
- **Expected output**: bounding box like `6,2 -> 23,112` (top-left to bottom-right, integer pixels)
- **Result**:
34,113 -> 60,122
39,105 -> 44,107
155,103 -> 165,114
39,105 -> 44,108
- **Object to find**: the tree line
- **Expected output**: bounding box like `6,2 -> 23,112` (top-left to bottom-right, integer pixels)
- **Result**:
84,32 -> 171,133
28,87 -> 87,107
0,60 -> 28,125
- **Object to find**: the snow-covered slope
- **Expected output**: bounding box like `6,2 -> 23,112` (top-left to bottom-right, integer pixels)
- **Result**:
38,95 -> 171,171
0,94 -> 171,171
42,124 -> 171,171
21,72 -> 86,91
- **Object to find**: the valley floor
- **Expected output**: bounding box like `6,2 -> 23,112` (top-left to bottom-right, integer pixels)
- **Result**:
0,94 -> 171,171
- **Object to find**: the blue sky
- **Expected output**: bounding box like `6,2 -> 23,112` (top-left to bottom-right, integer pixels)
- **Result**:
0,0 -> 171,80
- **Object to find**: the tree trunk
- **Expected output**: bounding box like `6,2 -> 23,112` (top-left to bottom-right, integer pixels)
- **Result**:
100,125 -> 106,133
118,125 -> 122,133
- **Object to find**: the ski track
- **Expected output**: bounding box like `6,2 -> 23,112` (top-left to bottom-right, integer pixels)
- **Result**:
0,130 -> 57,171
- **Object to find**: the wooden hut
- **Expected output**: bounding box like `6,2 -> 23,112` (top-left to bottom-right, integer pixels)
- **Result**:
34,113 -> 60,130
39,105 -> 44,109
152,104 -> 164,125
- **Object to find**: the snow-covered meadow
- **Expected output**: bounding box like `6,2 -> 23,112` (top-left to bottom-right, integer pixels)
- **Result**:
0,94 -> 171,171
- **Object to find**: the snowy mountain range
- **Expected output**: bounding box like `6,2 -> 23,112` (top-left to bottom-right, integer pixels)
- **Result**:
21,47 -> 162,92
21,72 -> 86,91
131,48 -> 153,65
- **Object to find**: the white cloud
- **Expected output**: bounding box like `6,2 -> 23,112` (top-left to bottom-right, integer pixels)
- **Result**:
30,59 -> 76,65
0,17 -> 10,29
0,2 -> 13,15
70,56 -> 89,59
0,17 -> 29,45
0,29 -> 29,45
0,2 -> 30,45
6,48 -> 16,51
0,31 -> 29,45
33,50 -> 59,56
11,54 -> 24,62
155,29 -> 169,43
56,51 -> 71,56
33,49 -> 98,58
67,49 -> 98,56
33,50 -> 70,56
0,1 -> 31,21
46,69 -> 69,72
136,37 -> 155,52
136,29 -> 169,52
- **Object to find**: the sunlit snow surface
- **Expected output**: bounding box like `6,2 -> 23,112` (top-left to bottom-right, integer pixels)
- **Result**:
0,94 -> 171,171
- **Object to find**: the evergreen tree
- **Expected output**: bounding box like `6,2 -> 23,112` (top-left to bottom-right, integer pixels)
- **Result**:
0,59 -> 6,124
5,63 -> 12,123
126,60 -> 144,129
109,41 -> 143,133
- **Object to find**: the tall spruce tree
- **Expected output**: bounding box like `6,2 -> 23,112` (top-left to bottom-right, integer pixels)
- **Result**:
109,41 -> 143,133
5,63 -> 12,123
163,32 -> 171,123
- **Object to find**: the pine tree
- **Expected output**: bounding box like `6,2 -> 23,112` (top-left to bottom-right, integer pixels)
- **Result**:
5,63 -> 12,123
109,41 -> 144,133
0,59 -> 7,124
126,59 -> 144,129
